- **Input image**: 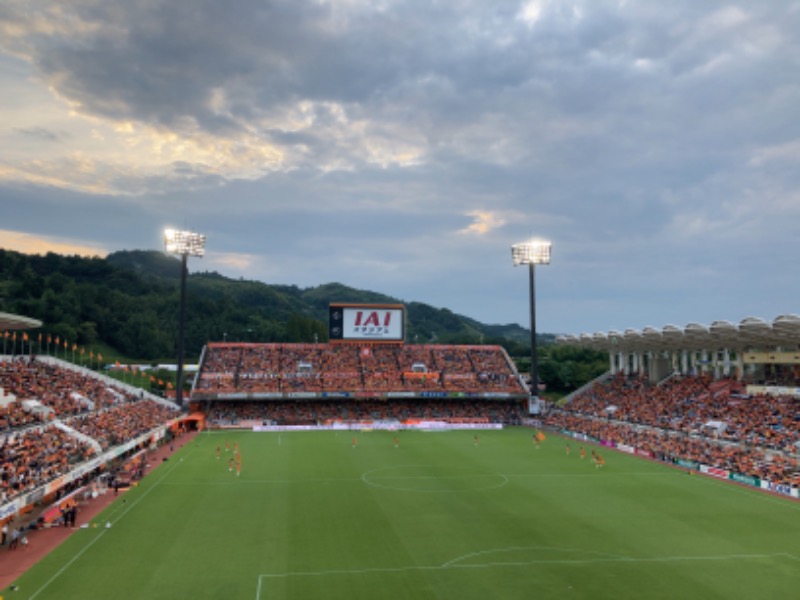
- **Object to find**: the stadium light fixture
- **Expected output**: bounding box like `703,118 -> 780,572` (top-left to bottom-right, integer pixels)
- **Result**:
164,228 -> 206,409
511,239 -> 551,266
511,239 -> 552,412
164,229 -> 206,257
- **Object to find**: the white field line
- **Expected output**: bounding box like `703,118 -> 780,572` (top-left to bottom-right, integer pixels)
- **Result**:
26,447 -> 192,600
255,548 -> 800,598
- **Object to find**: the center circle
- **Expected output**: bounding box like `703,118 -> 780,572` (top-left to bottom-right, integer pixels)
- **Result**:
361,465 -> 508,492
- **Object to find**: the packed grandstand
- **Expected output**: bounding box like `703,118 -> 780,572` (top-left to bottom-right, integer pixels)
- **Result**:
191,341 -> 530,429
2,309 -> 800,529
0,356 -> 179,514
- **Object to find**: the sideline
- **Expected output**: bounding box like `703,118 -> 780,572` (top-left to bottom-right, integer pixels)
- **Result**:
0,430 -> 199,592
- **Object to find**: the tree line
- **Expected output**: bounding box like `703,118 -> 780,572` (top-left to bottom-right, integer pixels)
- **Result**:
0,248 -> 607,393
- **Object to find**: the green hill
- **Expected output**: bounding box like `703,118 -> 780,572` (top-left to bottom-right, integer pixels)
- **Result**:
0,248 -> 535,361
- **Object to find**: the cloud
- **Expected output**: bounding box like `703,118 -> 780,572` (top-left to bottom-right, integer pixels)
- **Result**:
205,251 -> 261,275
516,1 -> 547,27
13,126 -> 68,142
458,210 -> 506,236
749,139 -> 800,167
0,229 -> 108,257
1,0 -> 795,203
1,1 -> 800,334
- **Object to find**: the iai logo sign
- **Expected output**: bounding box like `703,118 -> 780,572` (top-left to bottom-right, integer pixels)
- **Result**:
329,303 -> 405,342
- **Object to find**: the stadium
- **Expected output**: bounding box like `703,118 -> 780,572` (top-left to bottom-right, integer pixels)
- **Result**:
1,299 -> 799,599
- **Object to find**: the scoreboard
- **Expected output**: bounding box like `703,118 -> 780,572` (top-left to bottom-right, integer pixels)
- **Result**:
329,303 -> 405,343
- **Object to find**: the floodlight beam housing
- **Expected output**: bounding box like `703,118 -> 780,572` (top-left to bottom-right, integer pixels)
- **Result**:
511,238 -> 552,412
511,239 -> 551,266
164,229 -> 206,257
163,228 -> 206,409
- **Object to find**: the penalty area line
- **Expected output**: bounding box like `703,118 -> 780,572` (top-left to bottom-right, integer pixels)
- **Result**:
254,551 -> 797,598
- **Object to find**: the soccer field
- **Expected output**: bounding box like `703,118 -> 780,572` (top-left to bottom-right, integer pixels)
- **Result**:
10,428 -> 800,599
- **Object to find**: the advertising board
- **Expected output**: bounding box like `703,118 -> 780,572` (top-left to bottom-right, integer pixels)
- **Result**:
329,303 -> 405,342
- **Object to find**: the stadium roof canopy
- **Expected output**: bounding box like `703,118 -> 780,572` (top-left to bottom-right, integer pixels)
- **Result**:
0,311 -> 42,331
556,314 -> 800,353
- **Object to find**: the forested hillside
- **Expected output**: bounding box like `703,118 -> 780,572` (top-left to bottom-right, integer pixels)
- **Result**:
0,248 -> 609,392
0,249 -> 537,361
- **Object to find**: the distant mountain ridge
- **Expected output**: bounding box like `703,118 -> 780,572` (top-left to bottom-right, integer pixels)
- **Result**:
0,248 -> 541,361
106,250 -> 537,344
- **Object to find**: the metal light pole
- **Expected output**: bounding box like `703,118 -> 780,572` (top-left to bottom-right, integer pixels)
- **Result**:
511,239 -> 551,412
164,229 -> 206,408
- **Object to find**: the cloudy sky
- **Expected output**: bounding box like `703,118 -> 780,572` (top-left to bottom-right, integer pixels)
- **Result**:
1,1 -> 799,337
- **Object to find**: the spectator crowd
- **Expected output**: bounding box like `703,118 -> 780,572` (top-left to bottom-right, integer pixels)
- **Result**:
1,357 -> 178,505
544,373 -> 799,487
195,342 -> 527,397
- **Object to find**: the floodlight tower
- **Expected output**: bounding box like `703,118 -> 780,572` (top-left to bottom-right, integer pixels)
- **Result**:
164,228 -> 206,408
511,239 -> 551,408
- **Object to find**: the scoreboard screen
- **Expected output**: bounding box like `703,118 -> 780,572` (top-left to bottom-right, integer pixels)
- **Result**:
329,303 -> 405,343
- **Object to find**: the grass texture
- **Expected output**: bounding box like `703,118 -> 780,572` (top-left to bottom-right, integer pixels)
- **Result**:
8,428 -> 799,599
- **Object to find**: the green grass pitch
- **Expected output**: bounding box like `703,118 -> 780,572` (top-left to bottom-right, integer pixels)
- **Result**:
9,428 -> 800,599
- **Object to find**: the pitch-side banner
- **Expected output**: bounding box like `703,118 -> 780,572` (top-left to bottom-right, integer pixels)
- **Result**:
329,304 -> 405,342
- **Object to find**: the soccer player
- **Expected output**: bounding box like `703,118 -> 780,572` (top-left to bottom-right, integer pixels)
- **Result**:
216,445 -> 221,460
235,451 -> 242,477
352,435 -> 358,448
596,453 -> 605,469
565,443 -> 571,456
228,457 -> 234,472
580,446 -> 586,460
394,435 -> 399,448
474,434 -> 479,446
